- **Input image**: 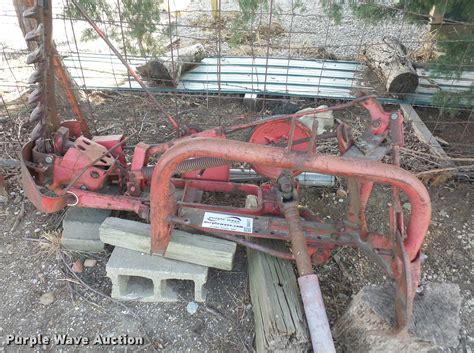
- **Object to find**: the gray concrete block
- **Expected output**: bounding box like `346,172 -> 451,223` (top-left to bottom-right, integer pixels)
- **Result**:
61,207 -> 111,251
106,247 -> 208,303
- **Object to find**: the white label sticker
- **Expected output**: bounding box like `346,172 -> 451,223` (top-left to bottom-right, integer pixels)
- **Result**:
202,212 -> 254,233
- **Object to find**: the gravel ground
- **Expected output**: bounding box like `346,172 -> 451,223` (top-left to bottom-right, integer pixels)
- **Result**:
181,0 -> 429,58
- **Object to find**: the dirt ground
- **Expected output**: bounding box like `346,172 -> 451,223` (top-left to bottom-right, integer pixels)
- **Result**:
0,93 -> 473,352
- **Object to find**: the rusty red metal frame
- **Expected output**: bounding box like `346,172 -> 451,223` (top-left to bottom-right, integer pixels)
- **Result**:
21,95 -> 431,341
21,97 -> 431,264
20,2 -> 432,349
148,137 -> 430,260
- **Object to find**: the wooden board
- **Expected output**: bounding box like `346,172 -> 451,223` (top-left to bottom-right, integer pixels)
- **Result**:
100,217 -> 236,271
247,240 -> 310,352
400,104 -> 452,163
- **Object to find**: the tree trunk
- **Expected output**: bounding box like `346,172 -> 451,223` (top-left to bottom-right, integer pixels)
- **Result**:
363,37 -> 419,94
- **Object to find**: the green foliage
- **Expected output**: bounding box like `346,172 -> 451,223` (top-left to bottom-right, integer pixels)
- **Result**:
350,2 -> 398,23
320,1 -> 343,24
229,0 -> 270,45
67,0 -> 165,57
429,32 -> 474,77
432,86 -> 474,113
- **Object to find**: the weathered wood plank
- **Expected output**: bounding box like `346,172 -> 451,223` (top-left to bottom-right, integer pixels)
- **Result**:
247,240 -> 311,352
400,103 -> 452,162
100,217 -> 236,270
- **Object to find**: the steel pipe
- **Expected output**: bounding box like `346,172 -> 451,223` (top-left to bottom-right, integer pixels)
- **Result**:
298,274 -> 336,353
230,169 -> 335,186
149,138 -> 431,260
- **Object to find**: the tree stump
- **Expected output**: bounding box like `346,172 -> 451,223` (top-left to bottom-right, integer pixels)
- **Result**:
333,283 -> 461,352
363,37 -> 419,94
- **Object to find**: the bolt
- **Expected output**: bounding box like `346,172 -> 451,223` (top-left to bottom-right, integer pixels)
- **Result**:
90,171 -> 100,179
80,185 -> 87,190
391,113 -> 398,120
44,156 -> 53,164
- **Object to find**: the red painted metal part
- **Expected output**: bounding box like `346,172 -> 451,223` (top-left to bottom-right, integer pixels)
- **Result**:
19,93 -> 432,339
174,207 -> 393,251
248,120 -> 311,178
61,187 -> 149,218
182,132 -> 230,182
21,141 -> 65,213
53,54 -> 92,138
93,135 -> 126,165
149,137 -> 431,261
360,95 -> 391,135
51,136 -> 116,190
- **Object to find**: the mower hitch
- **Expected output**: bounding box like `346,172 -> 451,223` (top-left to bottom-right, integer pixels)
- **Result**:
20,3 -> 431,350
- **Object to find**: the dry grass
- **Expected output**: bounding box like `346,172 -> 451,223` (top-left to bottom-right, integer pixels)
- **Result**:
33,230 -> 63,260
409,31 -> 439,63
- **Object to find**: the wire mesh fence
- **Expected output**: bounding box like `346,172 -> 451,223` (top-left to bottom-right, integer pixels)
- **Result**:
1,0 -> 473,170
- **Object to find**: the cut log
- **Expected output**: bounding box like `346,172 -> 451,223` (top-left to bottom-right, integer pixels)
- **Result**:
363,37 -> 419,94
333,283 -> 462,352
136,43 -> 206,86
248,240 -> 311,352
99,217 -> 236,271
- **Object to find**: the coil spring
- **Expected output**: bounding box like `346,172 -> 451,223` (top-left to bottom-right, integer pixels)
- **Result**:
141,157 -> 232,178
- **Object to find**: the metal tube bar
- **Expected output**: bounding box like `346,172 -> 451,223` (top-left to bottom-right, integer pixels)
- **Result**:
281,200 -> 314,276
149,138 -> 431,259
229,169 -> 335,186
298,275 -> 336,353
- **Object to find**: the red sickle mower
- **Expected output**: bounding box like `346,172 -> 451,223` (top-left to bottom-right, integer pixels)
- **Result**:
20,1 -> 431,351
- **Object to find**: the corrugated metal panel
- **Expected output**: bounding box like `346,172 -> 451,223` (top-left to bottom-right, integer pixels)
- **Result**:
62,53 -> 473,106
